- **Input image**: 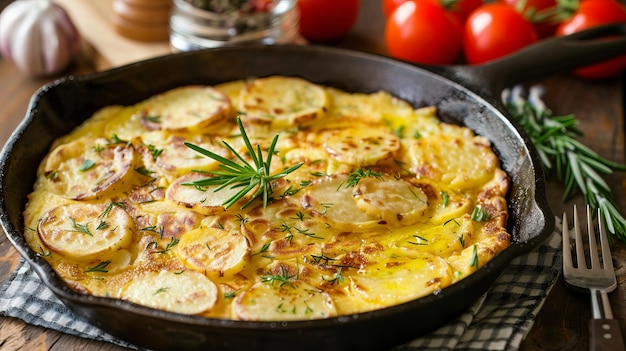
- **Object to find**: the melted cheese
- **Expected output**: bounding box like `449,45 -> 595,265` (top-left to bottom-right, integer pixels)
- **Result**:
23,76 -> 511,320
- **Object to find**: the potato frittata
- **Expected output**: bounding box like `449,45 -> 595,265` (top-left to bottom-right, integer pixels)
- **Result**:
23,76 -> 510,320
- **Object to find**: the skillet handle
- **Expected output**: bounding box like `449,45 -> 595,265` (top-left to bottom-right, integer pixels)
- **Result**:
433,23 -> 626,97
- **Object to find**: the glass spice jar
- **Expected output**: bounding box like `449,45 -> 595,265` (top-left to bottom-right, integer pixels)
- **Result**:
170,0 -> 300,51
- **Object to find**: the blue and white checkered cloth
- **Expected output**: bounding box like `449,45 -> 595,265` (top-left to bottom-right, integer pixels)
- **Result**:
1,221 -> 562,351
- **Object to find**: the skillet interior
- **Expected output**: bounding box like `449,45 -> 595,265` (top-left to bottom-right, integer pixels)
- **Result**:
0,45 -> 554,351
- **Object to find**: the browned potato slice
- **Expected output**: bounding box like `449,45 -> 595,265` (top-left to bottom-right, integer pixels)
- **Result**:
234,280 -> 337,321
122,269 -> 218,315
38,203 -> 134,261
43,137 -> 136,200
175,227 -> 250,278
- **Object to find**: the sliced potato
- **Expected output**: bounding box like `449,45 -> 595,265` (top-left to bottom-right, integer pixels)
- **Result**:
156,135 -> 231,176
38,203 -> 134,261
175,227 -> 250,278
43,137 -> 136,200
138,86 -> 233,132
234,280 -> 337,321
409,133 -> 499,190
166,173 -> 252,214
322,127 -> 400,166
122,269 -> 218,315
350,251 -> 453,306
239,76 -> 328,128
300,175 -> 383,231
353,177 -> 429,226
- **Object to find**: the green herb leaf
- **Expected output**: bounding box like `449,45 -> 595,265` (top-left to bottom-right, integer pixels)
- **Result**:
337,168 -> 384,190
504,86 -> 626,242
70,217 -> 92,236
79,159 -> 95,172
85,261 -> 111,273
183,117 -> 303,209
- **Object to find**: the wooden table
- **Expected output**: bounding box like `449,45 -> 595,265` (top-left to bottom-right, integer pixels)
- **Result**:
1,1 -> 625,350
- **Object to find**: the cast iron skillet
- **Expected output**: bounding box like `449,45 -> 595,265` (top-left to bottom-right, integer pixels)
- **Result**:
1,23 -> 626,351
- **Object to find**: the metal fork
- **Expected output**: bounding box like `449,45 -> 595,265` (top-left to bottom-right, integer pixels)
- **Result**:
563,205 -> 625,351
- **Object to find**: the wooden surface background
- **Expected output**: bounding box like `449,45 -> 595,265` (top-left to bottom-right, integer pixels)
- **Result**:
0,0 -> 625,350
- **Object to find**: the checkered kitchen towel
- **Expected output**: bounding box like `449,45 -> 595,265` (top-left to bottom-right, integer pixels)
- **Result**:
1,221 -> 562,351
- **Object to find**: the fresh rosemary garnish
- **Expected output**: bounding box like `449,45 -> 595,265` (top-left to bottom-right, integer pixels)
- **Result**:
337,168 -> 384,190
183,117 -> 304,209
504,86 -> 626,242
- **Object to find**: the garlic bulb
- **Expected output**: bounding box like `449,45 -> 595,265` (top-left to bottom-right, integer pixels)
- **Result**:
0,0 -> 80,76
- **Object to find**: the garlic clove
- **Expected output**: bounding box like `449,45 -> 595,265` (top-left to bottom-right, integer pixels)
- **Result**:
0,0 -> 80,76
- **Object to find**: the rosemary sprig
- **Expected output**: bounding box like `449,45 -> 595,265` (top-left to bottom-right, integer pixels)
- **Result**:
184,117 -> 304,209
503,85 -> 626,241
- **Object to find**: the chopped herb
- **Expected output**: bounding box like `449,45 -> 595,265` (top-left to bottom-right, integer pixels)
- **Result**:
395,125 -> 405,138
46,170 -> 58,180
470,205 -> 490,222
157,238 -> 179,254
154,287 -> 170,295
99,202 -> 124,218
338,168 -> 384,190
70,217 -> 92,236
408,234 -> 429,246
323,267 -> 344,285
134,166 -> 154,177
252,242 -> 271,256
470,245 -> 479,268
37,246 -> 51,257
145,115 -> 161,123
443,218 -> 460,227
291,211 -> 306,221
310,249 -> 336,265
458,234 -> 466,248
235,214 -> 249,225
85,261 -> 111,273
224,290 -> 238,298
143,142 -> 163,160
79,159 -> 95,172
92,144 -> 104,152
261,265 -> 295,287
441,191 -> 449,207
96,221 -> 109,230
108,134 -> 130,146
277,220 -> 323,239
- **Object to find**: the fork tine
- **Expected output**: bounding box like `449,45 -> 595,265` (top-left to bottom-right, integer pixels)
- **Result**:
573,205 -> 587,268
562,211 -> 573,272
598,207 -> 614,271
586,205 -> 601,269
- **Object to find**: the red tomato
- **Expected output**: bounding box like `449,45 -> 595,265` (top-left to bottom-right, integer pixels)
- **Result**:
445,0 -> 483,23
297,0 -> 360,43
556,0 -> 626,80
383,0 -> 408,17
384,0 -> 482,22
499,0 -> 558,37
385,0 -> 462,64
463,3 -> 538,64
